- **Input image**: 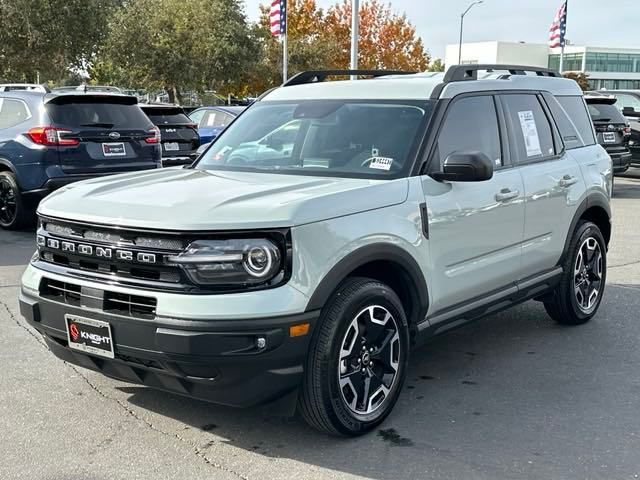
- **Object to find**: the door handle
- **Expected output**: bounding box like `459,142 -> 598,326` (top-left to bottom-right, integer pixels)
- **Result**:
495,189 -> 519,202
558,175 -> 578,188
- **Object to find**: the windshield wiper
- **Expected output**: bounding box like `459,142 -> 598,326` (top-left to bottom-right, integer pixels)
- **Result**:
80,122 -> 115,128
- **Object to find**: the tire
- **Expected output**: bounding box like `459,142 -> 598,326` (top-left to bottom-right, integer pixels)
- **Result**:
299,277 -> 410,436
0,171 -> 32,230
544,221 -> 607,325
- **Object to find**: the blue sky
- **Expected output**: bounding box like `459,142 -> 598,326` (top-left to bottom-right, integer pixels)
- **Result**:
243,0 -> 640,59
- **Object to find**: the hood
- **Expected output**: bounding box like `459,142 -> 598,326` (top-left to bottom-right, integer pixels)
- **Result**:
39,168 -> 409,230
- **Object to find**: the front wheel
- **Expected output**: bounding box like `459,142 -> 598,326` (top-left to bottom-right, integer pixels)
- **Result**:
299,277 -> 410,436
544,221 -> 607,325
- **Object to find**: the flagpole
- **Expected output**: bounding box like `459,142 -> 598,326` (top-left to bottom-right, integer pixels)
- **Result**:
559,0 -> 567,73
283,32 -> 288,82
282,0 -> 288,82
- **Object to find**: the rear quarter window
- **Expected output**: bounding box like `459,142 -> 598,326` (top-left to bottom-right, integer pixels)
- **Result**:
47,102 -> 152,129
0,98 -> 32,129
555,96 -> 596,147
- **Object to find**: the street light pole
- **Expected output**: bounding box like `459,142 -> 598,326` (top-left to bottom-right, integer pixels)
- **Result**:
458,0 -> 484,65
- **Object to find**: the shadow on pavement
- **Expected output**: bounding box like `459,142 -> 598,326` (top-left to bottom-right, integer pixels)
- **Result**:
118,285 -> 640,479
0,228 -> 36,267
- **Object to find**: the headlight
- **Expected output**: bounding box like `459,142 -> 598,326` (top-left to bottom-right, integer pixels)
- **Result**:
167,239 -> 283,286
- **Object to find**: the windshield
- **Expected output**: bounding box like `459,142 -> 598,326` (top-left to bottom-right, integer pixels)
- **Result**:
196,99 -> 433,178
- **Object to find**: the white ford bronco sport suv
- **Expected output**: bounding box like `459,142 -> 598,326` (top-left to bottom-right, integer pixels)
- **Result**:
20,65 -> 612,436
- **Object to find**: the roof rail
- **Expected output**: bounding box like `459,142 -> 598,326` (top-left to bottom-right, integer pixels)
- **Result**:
442,64 -> 561,83
283,70 -> 416,87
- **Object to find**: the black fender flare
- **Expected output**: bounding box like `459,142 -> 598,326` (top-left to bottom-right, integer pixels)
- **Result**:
560,192 -> 612,262
0,158 -> 18,175
305,243 -> 429,323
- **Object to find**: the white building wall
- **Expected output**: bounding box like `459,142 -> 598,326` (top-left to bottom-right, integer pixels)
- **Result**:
445,41 -> 549,68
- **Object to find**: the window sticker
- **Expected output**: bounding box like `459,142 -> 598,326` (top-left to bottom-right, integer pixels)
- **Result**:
517,110 -> 543,157
368,157 -> 394,171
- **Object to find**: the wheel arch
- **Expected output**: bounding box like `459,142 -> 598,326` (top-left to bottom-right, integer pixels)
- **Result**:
561,193 -> 612,263
0,159 -> 17,175
305,243 -> 429,342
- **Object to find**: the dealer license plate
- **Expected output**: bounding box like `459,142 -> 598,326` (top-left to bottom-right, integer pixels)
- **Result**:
164,142 -> 180,151
65,314 -> 114,359
603,132 -> 617,143
102,142 -> 126,156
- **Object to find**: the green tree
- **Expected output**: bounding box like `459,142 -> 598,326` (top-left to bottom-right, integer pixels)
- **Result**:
0,0 -> 117,83
93,0 -> 260,103
249,0 -> 338,93
428,58 -> 445,72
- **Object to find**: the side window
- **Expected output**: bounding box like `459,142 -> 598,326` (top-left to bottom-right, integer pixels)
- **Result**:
0,98 -> 31,129
433,95 -> 502,169
555,96 -> 596,146
203,111 -> 232,128
502,94 -> 556,162
189,109 -> 205,126
543,94 -> 584,150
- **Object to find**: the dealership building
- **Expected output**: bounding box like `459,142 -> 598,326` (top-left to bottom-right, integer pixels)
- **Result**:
444,41 -> 640,90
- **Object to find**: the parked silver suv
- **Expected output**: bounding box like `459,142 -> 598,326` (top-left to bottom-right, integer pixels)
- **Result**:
20,65 -> 612,436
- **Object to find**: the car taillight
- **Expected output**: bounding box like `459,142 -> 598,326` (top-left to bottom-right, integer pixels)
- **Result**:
187,123 -> 198,129
144,126 -> 161,144
27,126 -> 79,146
624,126 -> 631,135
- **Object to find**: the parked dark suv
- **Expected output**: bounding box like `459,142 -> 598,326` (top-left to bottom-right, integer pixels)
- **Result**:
140,104 -> 200,167
607,90 -> 640,165
0,91 -> 161,229
584,94 -> 632,174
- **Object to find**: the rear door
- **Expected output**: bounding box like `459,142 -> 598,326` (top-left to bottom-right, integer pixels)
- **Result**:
142,107 -> 199,158
45,95 -> 160,175
499,93 -> 585,280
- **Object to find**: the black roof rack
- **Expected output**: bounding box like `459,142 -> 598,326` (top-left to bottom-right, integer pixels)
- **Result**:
443,64 -> 561,83
283,70 -> 416,87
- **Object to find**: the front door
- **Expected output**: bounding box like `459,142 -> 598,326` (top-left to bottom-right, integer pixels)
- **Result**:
422,95 -> 525,317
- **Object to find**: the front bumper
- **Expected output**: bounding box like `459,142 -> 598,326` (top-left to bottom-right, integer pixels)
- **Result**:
19,290 -> 318,407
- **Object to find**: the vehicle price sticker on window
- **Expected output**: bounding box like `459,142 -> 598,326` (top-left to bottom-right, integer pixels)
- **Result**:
517,110 -> 542,157
368,157 -> 394,171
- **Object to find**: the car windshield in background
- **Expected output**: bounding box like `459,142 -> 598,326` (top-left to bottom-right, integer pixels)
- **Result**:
587,103 -> 626,123
196,100 -> 433,178
142,109 -> 191,125
46,102 -> 151,129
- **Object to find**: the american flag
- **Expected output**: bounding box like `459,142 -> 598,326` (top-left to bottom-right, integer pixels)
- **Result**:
549,1 -> 567,48
270,0 -> 287,37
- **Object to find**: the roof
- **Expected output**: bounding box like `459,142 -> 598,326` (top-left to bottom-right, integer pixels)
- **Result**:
263,68 -> 582,102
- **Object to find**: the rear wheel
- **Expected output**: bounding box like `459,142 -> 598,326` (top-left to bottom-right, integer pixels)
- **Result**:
0,171 -> 31,230
299,277 -> 410,436
544,221 -> 607,325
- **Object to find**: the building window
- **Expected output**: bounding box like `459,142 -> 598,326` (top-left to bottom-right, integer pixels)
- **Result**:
585,52 -> 640,73
548,53 -> 583,72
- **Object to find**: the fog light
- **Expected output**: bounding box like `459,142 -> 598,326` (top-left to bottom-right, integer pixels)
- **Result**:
256,337 -> 266,349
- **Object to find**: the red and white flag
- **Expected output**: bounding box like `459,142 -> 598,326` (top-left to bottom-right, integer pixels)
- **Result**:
549,1 -> 567,48
270,0 -> 287,37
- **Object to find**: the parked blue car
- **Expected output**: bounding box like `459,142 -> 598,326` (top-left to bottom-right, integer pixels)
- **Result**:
188,106 -> 245,144
0,90 -> 161,229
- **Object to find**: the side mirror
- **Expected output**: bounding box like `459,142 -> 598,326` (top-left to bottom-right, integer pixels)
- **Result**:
431,151 -> 494,182
622,107 -> 640,118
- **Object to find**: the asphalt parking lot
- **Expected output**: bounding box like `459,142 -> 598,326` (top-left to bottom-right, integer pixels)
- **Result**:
1,172 -> 639,480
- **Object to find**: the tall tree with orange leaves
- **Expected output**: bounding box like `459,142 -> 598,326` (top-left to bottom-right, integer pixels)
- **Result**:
324,0 -> 429,71
247,0 -> 430,93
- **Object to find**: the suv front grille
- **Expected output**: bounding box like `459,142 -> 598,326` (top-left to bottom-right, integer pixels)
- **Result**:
40,278 -> 157,319
37,218 -> 187,289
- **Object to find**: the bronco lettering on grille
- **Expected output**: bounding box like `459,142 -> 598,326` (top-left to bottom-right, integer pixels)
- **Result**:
38,235 -> 158,264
